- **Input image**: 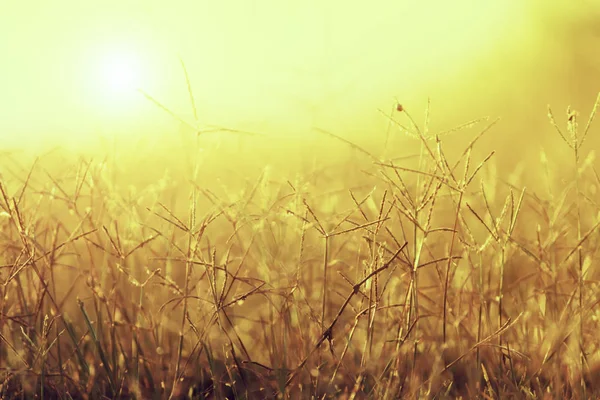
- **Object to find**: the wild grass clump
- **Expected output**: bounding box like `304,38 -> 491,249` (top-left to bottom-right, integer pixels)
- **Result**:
1,91 -> 600,399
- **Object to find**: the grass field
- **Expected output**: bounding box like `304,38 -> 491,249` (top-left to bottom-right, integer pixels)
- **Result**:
1,93 -> 600,399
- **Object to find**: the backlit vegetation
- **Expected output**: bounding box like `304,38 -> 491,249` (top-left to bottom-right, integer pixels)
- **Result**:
1,91 -> 600,399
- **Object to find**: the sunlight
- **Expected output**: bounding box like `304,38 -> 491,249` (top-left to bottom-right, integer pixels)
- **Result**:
100,52 -> 140,94
3,1 -> 600,397
69,39 -> 174,147
91,46 -> 145,100
0,0 -> 590,153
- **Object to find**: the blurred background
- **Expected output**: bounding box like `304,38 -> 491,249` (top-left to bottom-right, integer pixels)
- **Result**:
1,0 -> 599,174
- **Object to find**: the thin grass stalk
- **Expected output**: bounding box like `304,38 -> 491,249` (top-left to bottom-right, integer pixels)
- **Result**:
168,58 -> 202,400
548,97 -> 600,397
498,245 -> 506,349
476,251 -> 484,385
322,234 -> 330,331
40,315 -> 47,400
571,114 -> 586,399
79,299 -> 116,396
442,190 -> 464,345
170,199 -> 195,400
317,233 -> 330,398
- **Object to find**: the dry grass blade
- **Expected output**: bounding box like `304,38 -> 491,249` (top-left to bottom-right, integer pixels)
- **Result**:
437,116 -> 489,137
467,203 -> 499,241
314,127 -> 379,161
285,242 -> 407,387
580,91 -> 600,147
548,105 -> 574,149
561,219 -> 600,266
179,57 -> 200,131
327,217 -> 389,237
443,312 -> 523,375
0,331 -> 30,368
138,89 -> 196,132
377,163 -> 460,192
145,205 -> 189,232
450,117 -> 500,175
16,157 -> 38,207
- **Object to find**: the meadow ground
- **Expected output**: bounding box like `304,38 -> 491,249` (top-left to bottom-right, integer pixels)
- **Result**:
1,95 -> 600,399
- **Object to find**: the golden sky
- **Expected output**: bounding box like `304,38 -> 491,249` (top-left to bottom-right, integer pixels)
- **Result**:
1,0 -> 599,155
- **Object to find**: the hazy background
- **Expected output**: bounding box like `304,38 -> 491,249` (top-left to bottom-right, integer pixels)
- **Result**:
1,0 -> 600,170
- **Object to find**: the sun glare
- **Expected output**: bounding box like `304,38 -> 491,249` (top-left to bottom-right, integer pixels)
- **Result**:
94,48 -> 142,96
82,43 -> 156,121
101,54 -> 139,93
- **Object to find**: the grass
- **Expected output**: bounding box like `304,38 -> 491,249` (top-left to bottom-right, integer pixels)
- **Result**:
1,89 -> 600,399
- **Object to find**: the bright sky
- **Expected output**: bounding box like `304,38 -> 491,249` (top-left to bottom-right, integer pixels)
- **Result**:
0,0 -> 598,153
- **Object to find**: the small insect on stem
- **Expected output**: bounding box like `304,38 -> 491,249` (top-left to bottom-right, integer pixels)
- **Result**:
396,103 -> 404,112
